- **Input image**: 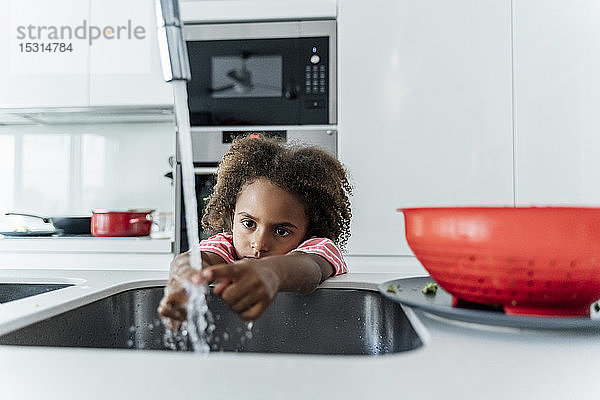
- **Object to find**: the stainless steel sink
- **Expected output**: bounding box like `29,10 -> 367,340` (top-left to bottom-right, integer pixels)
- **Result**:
0,287 -> 423,355
0,283 -> 73,303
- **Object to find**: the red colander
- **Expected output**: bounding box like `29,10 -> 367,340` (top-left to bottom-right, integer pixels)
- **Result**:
400,207 -> 600,317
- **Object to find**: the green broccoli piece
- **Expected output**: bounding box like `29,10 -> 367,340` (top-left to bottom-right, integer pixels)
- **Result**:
386,284 -> 397,294
422,282 -> 438,295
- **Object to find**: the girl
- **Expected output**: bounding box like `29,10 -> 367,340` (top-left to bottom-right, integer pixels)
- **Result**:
158,136 -> 352,327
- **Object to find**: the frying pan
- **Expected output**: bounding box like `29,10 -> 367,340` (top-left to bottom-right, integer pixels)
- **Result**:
0,213 -> 92,236
51,217 -> 91,235
0,213 -> 58,237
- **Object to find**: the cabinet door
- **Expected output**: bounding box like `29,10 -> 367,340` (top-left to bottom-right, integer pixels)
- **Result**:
514,0 -> 600,205
0,0 -> 89,108
89,0 -> 172,106
338,0 -> 514,256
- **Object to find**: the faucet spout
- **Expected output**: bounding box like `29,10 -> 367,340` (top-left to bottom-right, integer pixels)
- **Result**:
155,0 -> 191,82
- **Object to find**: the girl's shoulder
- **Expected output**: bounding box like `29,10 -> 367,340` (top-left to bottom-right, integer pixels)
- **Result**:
198,232 -> 236,263
293,237 -> 348,275
202,232 -> 233,244
296,237 -> 336,248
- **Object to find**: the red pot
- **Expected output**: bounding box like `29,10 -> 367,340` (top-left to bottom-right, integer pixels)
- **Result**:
91,209 -> 154,237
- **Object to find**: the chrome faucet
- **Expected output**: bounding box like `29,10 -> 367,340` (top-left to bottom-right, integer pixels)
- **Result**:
155,0 -> 191,82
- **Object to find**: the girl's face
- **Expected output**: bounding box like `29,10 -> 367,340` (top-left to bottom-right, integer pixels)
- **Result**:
232,178 -> 309,259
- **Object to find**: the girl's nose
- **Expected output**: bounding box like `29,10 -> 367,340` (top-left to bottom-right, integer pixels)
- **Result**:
251,242 -> 262,258
251,233 -> 269,258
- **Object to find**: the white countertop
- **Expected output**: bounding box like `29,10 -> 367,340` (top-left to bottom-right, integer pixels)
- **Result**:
0,269 -> 599,400
0,235 -> 173,253
0,236 -> 174,270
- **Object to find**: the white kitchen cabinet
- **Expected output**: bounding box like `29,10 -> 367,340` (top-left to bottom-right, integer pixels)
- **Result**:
89,0 -> 173,106
514,0 -> 600,206
0,0 -> 171,109
337,0 -> 514,256
0,0 -> 90,108
180,0 -> 336,23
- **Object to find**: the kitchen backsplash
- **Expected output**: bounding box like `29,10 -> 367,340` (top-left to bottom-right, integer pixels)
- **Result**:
0,122 -> 175,217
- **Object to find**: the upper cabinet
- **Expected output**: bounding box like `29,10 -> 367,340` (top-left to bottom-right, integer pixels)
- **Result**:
89,0 -> 172,106
513,0 -> 600,206
0,0 -> 90,108
337,0 -> 514,256
0,0 -> 172,109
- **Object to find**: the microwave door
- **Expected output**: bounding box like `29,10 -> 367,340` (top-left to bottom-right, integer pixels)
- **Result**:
210,52 -> 286,99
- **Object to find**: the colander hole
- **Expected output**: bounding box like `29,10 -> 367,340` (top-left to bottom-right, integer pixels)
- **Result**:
527,270 -> 534,277
482,289 -> 489,294
510,291 -> 517,297
495,290 -> 502,295
545,281 -> 552,288
527,292 -> 534,298
528,260 -> 535,267
549,260 -> 557,267
570,261 -> 577,268
469,255 -> 476,262
477,278 -> 485,284
527,280 -> 534,287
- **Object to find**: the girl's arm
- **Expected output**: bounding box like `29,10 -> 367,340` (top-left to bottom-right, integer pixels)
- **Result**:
196,252 -> 335,321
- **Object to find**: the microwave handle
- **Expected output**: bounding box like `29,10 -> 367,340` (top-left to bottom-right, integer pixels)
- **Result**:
194,167 -> 218,175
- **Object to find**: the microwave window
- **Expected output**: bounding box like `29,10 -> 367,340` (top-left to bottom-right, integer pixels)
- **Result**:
210,55 -> 282,98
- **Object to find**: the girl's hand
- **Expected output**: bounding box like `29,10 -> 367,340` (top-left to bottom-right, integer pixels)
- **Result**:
157,252 -> 195,330
158,251 -> 228,330
195,259 -> 282,321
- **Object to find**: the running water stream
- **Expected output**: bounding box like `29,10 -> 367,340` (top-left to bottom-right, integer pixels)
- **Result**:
166,81 -> 213,352
163,81 -> 254,352
156,0 -> 252,351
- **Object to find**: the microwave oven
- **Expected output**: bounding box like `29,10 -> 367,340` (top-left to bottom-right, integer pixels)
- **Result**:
183,20 -> 337,126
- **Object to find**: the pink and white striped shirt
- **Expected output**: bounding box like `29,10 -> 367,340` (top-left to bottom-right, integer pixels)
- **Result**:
198,232 -> 348,275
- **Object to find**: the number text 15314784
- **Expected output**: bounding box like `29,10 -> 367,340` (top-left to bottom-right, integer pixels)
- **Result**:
18,43 -> 73,52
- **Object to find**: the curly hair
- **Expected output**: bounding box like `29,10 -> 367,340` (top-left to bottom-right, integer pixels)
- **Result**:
201,136 -> 353,250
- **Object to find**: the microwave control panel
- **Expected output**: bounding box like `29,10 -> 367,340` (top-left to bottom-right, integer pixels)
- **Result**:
298,36 -> 330,122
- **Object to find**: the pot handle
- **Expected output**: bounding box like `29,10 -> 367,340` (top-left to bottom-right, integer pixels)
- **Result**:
129,216 -> 152,224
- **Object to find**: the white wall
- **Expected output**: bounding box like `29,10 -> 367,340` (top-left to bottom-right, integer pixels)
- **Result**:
513,0 -> 600,206
0,122 -> 175,217
338,0 -> 514,256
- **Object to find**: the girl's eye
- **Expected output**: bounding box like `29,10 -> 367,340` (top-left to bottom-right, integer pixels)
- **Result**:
274,227 -> 291,237
241,219 -> 256,229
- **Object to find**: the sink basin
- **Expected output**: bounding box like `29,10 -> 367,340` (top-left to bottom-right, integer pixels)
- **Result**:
0,283 -> 73,303
0,287 -> 423,355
